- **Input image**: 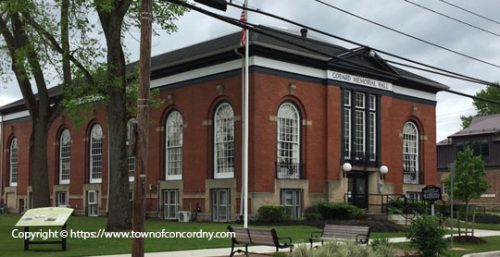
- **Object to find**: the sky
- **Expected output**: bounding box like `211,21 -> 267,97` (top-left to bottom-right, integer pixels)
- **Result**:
1,0 -> 499,142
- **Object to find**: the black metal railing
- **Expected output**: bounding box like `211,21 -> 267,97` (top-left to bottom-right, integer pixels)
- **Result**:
276,162 -> 305,179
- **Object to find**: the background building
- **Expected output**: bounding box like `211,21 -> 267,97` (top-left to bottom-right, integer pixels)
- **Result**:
438,114 -> 500,207
1,27 -> 446,219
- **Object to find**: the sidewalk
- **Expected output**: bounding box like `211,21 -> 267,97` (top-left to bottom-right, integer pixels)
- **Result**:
90,229 -> 500,257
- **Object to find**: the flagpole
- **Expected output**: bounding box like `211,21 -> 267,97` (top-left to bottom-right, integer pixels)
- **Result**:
242,0 -> 249,229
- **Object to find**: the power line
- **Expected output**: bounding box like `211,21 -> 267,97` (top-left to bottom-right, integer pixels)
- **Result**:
438,0 -> 500,26
228,1 -> 497,87
311,0 -> 500,69
163,0 -> 500,106
404,0 -> 500,38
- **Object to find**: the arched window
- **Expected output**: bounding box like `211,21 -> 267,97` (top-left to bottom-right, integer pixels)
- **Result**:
127,118 -> 137,181
165,111 -> 183,180
9,137 -> 18,187
403,121 -> 419,184
59,129 -> 71,184
214,103 -> 234,179
89,124 -> 103,183
276,102 -> 301,179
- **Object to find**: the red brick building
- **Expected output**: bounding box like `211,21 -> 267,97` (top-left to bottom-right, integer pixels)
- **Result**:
0,27 -> 447,220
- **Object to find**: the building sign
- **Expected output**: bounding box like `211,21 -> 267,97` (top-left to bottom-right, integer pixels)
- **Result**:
328,71 -> 393,91
481,194 -> 496,198
421,185 -> 442,202
16,207 -> 74,227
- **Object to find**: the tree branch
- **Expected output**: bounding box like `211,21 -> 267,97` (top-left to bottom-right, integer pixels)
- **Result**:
0,14 -> 37,113
22,12 -> 95,85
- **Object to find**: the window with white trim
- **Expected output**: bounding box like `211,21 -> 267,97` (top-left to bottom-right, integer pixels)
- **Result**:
87,190 -> 98,216
59,129 -> 71,184
212,189 -> 230,222
343,90 -> 377,163
403,121 -> 419,184
163,189 -> 179,219
214,103 -> 234,179
276,102 -> 301,179
127,118 -> 137,182
89,124 -> 103,183
280,189 -> 302,218
165,111 -> 183,180
9,137 -> 18,187
56,191 -> 67,207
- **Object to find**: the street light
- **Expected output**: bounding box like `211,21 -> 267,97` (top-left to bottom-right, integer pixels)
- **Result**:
342,162 -> 352,177
379,165 -> 389,179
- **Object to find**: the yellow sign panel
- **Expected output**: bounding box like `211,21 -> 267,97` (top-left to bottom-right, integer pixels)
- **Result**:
15,207 -> 74,227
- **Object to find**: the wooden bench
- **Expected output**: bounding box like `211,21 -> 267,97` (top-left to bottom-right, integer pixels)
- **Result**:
309,224 -> 371,247
228,225 -> 293,257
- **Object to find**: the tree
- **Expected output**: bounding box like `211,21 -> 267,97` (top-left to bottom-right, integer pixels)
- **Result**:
0,0 -> 80,208
448,146 -> 487,231
460,83 -> 500,128
460,115 -> 472,129
1,0 -> 186,230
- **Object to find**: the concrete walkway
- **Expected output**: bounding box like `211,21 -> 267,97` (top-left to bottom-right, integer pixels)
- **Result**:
89,229 -> 500,257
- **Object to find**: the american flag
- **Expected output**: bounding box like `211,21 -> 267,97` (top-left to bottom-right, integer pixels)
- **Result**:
240,9 -> 247,46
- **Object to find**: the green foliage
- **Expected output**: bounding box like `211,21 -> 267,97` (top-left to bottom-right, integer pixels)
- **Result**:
371,238 -> 397,257
474,83 -> 500,115
318,202 -> 365,220
388,198 -> 425,214
460,115 -> 473,129
304,204 -> 322,220
257,205 -> 288,223
407,215 -> 448,257
292,241 -> 395,257
449,147 -> 488,205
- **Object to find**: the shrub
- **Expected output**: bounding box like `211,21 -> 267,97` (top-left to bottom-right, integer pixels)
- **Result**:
292,241 -> 394,257
257,205 -> 287,223
407,215 -> 448,257
318,202 -> 365,220
371,238 -> 396,257
388,198 -> 425,214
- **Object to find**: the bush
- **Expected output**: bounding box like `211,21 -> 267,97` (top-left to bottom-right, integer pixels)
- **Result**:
318,202 -> 365,220
292,241 -> 395,257
371,238 -> 396,257
257,205 -> 287,223
407,215 -> 448,257
388,198 -> 425,214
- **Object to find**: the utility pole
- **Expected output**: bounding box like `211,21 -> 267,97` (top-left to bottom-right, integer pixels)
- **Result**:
450,163 -> 455,247
132,0 -> 153,256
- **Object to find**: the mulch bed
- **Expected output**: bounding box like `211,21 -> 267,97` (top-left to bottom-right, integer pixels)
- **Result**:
452,235 -> 487,244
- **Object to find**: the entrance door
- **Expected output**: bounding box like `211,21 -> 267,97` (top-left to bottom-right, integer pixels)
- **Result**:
347,172 -> 368,209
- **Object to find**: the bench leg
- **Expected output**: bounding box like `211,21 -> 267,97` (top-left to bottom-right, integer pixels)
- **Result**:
229,242 -> 235,257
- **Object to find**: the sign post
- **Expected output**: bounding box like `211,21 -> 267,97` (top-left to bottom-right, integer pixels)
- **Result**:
421,185 -> 442,216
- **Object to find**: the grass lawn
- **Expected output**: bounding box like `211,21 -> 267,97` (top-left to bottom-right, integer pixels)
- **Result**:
0,214 -> 321,257
444,218 -> 500,231
394,236 -> 500,257
4,214 -> 497,257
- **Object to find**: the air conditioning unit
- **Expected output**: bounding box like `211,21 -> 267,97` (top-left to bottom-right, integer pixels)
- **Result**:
178,211 -> 191,222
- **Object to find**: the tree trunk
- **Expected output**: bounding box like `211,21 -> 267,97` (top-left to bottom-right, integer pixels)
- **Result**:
29,116 -> 51,208
106,89 -> 131,230
98,4 -> 132,230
